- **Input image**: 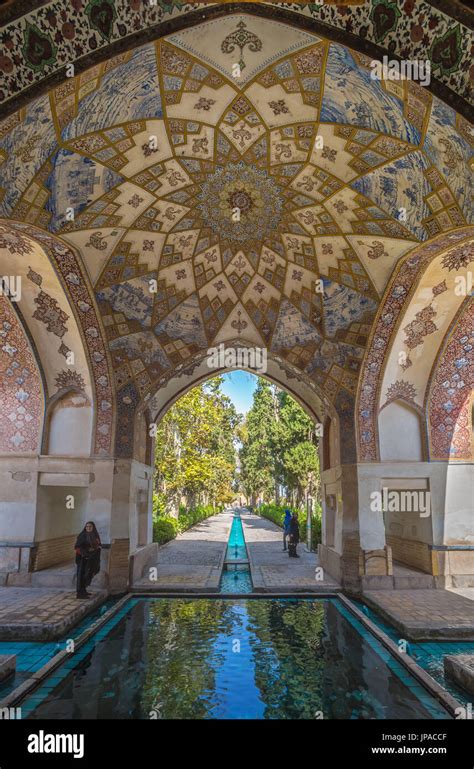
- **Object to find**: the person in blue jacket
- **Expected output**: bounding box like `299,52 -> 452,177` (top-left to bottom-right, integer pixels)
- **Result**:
283,509 -> 292,551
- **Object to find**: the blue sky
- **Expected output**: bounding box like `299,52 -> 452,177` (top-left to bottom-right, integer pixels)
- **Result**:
220,370 -> 258,415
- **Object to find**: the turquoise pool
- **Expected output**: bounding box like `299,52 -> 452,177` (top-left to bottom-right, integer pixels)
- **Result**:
13,597 -> 453,719
220,514 -> 253,594
353,600 -> 474,707
0,598 -> 120,699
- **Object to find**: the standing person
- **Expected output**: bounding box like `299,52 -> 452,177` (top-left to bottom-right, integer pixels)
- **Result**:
74,521 -> 102,599
288,512 -> 300,558
282,509 -> 292,551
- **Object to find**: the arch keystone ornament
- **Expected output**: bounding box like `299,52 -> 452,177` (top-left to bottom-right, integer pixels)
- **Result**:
220,19 -> 263,71
430,25 -> 463,78
85,0 -> 118,41
370,0 -> 402,44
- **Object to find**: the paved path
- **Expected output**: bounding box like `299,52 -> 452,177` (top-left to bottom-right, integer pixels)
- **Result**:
241,512 -> 340,592
133,509 -> 341,593
133,511 -> 233,592
363,589 -> 474,640
0,587 -> 107,641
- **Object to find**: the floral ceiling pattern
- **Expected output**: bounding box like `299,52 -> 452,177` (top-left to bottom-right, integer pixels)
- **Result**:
0,1 -> 472,114
428,299 -> 474,460
0,295 -> 43,453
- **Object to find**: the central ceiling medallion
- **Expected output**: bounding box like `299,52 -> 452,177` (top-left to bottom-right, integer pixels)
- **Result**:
198,162 -> 283,243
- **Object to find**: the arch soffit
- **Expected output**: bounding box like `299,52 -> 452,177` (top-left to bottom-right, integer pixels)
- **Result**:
0,219 -> 115,455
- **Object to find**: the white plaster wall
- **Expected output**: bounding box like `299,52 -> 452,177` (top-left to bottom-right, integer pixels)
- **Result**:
355,471 -> 387,551
0,456 -> 116,544
0,456 -> 38,542
384,505 -> 433,544
355,462 -> 474,550
87,460 -> 115,544
444,463 -> 474,545
128,461 -> 153,553
110,459 -> 153,551
321,465 -> 354,555
35,486 -> 87,540
379,402 -> 423,461
48,394 -> 93,456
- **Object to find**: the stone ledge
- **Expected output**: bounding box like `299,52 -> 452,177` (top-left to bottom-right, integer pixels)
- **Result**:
362,589 -> 474,641
339,594 -> 462,718
444,655 -> 474,695
0,595 -> 130,709
0,654 -> 16,683
0,590 -> 108,641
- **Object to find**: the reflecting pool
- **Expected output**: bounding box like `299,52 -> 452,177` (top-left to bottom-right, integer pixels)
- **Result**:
220,513 -> 253,594
22,598 -> 450,720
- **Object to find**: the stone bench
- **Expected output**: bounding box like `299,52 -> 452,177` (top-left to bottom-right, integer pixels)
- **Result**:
444,655 -> 474,695
0,654 -> 16,683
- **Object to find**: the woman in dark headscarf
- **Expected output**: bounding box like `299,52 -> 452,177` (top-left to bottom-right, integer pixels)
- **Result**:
74,521 -> 101,599
288,512 -> 300,558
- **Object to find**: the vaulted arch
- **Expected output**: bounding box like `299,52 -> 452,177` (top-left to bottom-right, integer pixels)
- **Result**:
0,295 -> 44,453
0,220 -> 115,456
0,7 -> 472,591
427,299 -> 474,461
357,228 -> 474,462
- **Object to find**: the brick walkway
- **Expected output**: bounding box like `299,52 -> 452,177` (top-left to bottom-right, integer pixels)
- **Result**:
363,589 -> 474,640
241,512 -> 340,592
0,588 -> 107,641
133,511 -> 233,592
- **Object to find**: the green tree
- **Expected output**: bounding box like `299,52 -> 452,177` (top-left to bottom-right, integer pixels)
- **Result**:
239,379 -> 277,503
239,379 -> 320,507
154,377 -> 240,513
274,391 -> 320,506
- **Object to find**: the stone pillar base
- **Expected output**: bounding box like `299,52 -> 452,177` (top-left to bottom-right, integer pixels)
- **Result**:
108,538 -> 130,593
318,543 -> 341,583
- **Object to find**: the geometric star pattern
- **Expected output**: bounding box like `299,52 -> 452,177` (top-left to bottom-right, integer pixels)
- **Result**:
0,18 -> 472,413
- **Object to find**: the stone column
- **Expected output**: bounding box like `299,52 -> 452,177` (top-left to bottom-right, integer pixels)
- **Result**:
356,463 -> 393,589
109,458 -> 154,592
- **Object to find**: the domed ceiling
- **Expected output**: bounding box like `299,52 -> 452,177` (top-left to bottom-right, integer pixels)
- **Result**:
0,14 -> 472,409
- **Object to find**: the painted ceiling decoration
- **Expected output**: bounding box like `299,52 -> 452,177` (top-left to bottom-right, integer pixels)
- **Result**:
0,220 -> 115,455
357,228 -> 473,461
428,299 -> 474,461
0,2 -> 472,117
0,9 -> 472,461
0,295 -> 44,453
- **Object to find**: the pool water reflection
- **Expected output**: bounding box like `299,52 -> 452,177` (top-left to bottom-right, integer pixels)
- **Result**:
23,598 -> 450,720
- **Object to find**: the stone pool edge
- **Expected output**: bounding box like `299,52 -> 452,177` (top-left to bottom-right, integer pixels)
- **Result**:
0,593 -> 132,710
360,591 -> 474,642
339,594 -> 463,718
